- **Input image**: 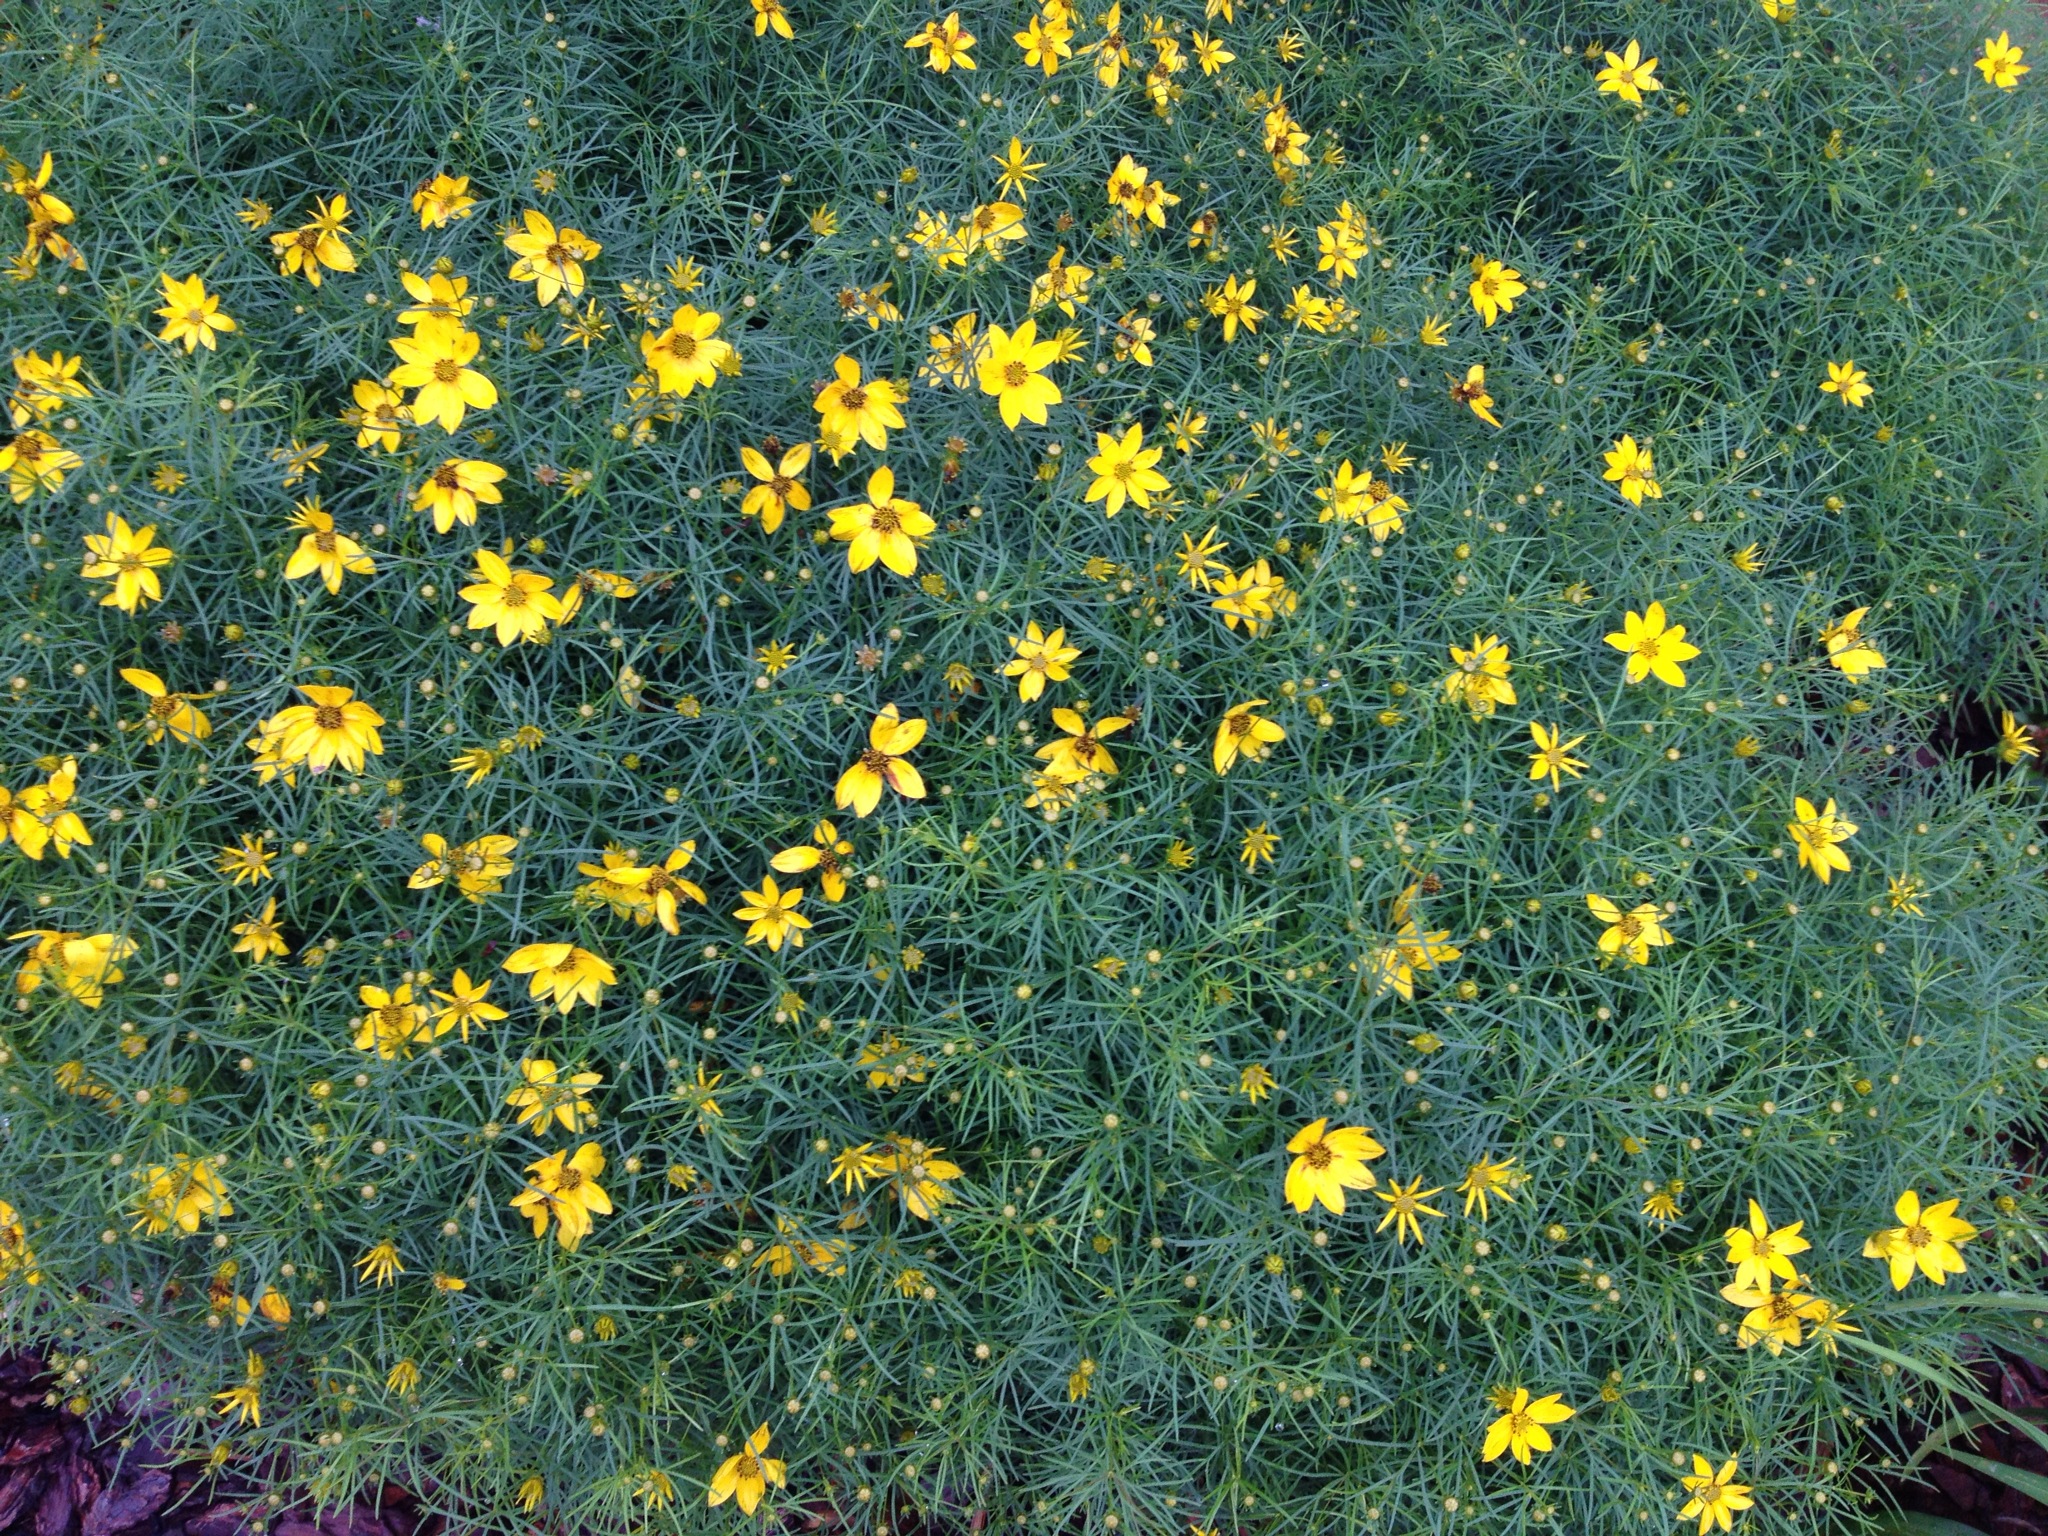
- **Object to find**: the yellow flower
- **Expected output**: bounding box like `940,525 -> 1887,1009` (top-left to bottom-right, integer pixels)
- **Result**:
386,1359 -> 421,1394
1104,153 -> 1178,227
502,942 -> 615,1013
515,1476 -> 545,1514
354,1239 -> 404,1286
1601,433 -> 1662,503
905,11 -> 976,70
828,465 -> 933,578
634,1469 -> 674,1511
269,195 -> 357,286
11,929 -> 134,1008
8,349 -> 90,426
1442,633 -> 1517,717
1456,1156 -> 1522,1220
80,514 -> 173,611
1084,423 -> 1170,516
1820,607 -> 1887,678
642,304 -> 733,397
618,844 -> 709,934
1003,622 -> 1081,703
430,968 -> 505,1040
707,1424 -> 788,1515
1730,542 -> 1764,574
1036,707 -> 1130,784
1369,885 -> 1463,999
1239,822 -> 1278,868
0,1198 -> 40,1287
263,685 -> 386,776
504,210 -> 600,306
752,0 -> 794,36
835,704 -> 928,816
1717,1279 -> 1812,1354
349,377 -> 410,452
1586,894 -> 1674,965
461,548 -> 564,645
1449,363 -> 1501,427
1480,1387 -> 1573,1464
388,321 -> 497,433
154,273 -> 236,352
413,458 -> 506,534
1374,1176 -> 1446,1245
1526,721 -> 1587,791
132,1155 -> 232,1236
1819,358 -> 1873,408
1787,795 -> 1857,884
1605,601 -> 1700,686
733,874 -> 812,952
814,354 -> 906,460
409,831 -> 518,901
1237,1063 -> 1276,1102
770,821 -> 856,902
283,499 -> 374,594
740,441 -> 811,533
1418,313 -> 1451,346
353,980 -> 434,1058
505,1058 -> 603,1133
1014,12 -> 1073,74
977,319 -> 1063,428
1723,1199 -> 1810,1293
1678,1455 -> 1755,1536
1213,699 -> 1285,776
1283,1118 -> 1384,1214
121,668 -> 211,745
1595,39 -> 1662,104
1203,273 -> 1264,340
872,1134 -> 963,1219
509,1141 -> 613,1250
1165,407 -> 1207,452
1976,31 -> 2029,88
230,899 -> 290,964
1467,256 -> 1526,326
412,172 -> 476,228
218,833 -> 275,885
0,427 -> 82,502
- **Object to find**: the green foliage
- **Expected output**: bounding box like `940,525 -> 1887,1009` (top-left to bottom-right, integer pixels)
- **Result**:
0,0 -> 2046,1531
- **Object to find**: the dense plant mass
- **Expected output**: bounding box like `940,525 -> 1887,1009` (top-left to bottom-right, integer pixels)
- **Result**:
1,0 -> 2047,1531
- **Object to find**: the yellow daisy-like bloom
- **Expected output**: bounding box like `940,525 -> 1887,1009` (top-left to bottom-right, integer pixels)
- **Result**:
0,427 -> 83,503
1863,1188 -> 1977,1289
409,831 -> 518,901
1723,1199 -> 1810,1293
1084,423 -> 1170,516
11,929 -> 134,1008
1003,622 -> 1081,703
752,0 -> 795,36
1480,1387 -> 1574,1465
1595,39 -> 1662,104
7,757 -> 91,860
740,441 -> 812,533
353,980 -> 435,1059
814,354 -> 907,460
217,833 -> 274,885
1449,363 -> 1502,427
1976,31 -> 2030,88
1998,709 -> 2041,763
1467,256 -> 1525,327
707,1424 -> 788,1516
1213,699 -> 1285,776
430,968 -> 505,1040
9,348 -> 90,426
828,465 -> 933,577
1601,433 -> 1662,504
413,458 -> 505,534
642,304 -> 733,398
1374,1176 -> 1446,1245
619,844 -> 709,935
349,377 -> 410,452
505,1057 -> 603,1134
395,270 -> 476,329
0,1197 -> 40,1286
121,668 -> 211,746
230,898 -> 289,964
733,874 -> 813,952
1820,606 -> 1887,678
461,549 -> 564,646
1456,1156 -> 1522,1220
872,1134 -> 963,1219
1717,1279 -> 1813,1355
509,1141 -> 612,1250
1526,721 -> 1586,792
770,820 -> 855,902
1442,633 -> 1517,717
1036,707 -> 1130,783
905,11 -> 976,70
504,210 -> 600,306
1586,893 -> 1675,965
1369,884 -> 1463,1000
388,321 -> 497,433
268,194 -> 357,286
80,513 -> 173,611
1678,1455 -> 1755,1536
977,319 -> 1063,428
502,943 -> 615,1014
154,273 -> 237,352
411,172 -> 476,228
1787,795 -> 1857,883
265,684 -> 386,775
834,704 -> 928,818
1283,1118 -> 1384,1214
283,499 -> 375,595
1819,358 -> 1873,408
1605,601 -> 1700,687
1203,273 -> 1264,341
132,1155 -> 233,1236
354,1239 -> 404,1286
